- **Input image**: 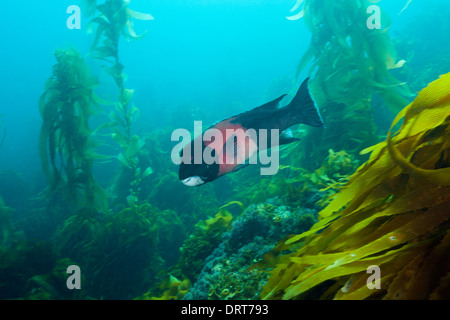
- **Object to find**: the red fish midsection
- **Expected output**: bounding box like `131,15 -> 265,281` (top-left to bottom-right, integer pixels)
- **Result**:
204,119 -> 258,177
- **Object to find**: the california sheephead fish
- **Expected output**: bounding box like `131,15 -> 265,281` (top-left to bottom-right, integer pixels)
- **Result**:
178,78 -> 325,186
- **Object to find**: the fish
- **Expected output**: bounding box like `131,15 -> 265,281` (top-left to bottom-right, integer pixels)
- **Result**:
178,78 -> 325,186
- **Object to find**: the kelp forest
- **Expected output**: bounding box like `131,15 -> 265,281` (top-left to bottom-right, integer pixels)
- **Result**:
0,0 -> 449,300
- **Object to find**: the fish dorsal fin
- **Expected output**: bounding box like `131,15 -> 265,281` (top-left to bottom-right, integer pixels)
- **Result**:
230,94 -> 287,126
254,94 -> 287,111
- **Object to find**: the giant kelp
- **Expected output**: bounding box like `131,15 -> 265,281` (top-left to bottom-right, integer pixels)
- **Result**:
85,0 -> 153,206
261,73 -> 450,300
287,0 -> 412,170
38,48 -> 105,211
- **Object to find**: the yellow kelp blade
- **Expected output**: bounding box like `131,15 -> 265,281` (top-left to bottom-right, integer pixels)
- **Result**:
387,72 -> 450,186
261,73 -> 450,300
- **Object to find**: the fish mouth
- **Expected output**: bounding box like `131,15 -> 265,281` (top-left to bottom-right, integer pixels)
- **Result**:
182,176 -> 205,187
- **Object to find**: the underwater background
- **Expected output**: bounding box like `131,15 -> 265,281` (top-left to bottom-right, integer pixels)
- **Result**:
0,0 -> 449,300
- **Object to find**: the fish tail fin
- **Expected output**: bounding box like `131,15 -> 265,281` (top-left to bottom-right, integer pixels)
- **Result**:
288,78 -> 326,128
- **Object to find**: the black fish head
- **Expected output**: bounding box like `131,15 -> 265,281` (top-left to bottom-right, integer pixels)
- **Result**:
178,146 -> 220,187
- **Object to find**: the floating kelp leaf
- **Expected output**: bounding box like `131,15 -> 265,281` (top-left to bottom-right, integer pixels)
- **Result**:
219,200 -> 245,215
87,16 -> 109,41
117,152 -> 130,168
126,194 -> 138,206
126,8 -> 154,21
123,6 -> 154,40
197,207 -> 234,232
399,0 -> 413,15
127,104 -> 140,122
108,110 -> 127,128
287,0 -> 305,20
287,9 -> 304,21
142,167 -> 153,178
125,20 -> 149,39
119,88 -> 134,105
125,135 -> 144,160
92,45 -> 116,60
389,59 -> 406,69
92,93 -> 114,106
111,130 -> 128,147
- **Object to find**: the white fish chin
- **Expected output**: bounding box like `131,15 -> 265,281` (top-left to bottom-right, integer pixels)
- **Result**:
182,176 -> 205,187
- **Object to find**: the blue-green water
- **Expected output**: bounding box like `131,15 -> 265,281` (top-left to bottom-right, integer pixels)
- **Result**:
0,0 -> 449,300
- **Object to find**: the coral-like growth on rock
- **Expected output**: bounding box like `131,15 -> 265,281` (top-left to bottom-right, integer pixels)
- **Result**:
185,199 -> 316,300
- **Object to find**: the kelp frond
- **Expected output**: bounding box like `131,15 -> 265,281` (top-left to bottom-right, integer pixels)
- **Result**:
261,73 -> 450,300
88,0 -> 153,63
288,0 -> 414,170
86,1 -> 153,206
38,47 -> 106,210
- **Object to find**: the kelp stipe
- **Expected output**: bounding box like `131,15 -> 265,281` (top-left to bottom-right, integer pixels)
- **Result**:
86,0 -> 153,206
38,48 -> 106,212
37,47 -> 110,294
287,0 -> 413,170
260,73 -> 450,300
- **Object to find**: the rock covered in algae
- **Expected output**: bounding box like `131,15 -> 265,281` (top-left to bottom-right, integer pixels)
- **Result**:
184,198 -> 316,300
